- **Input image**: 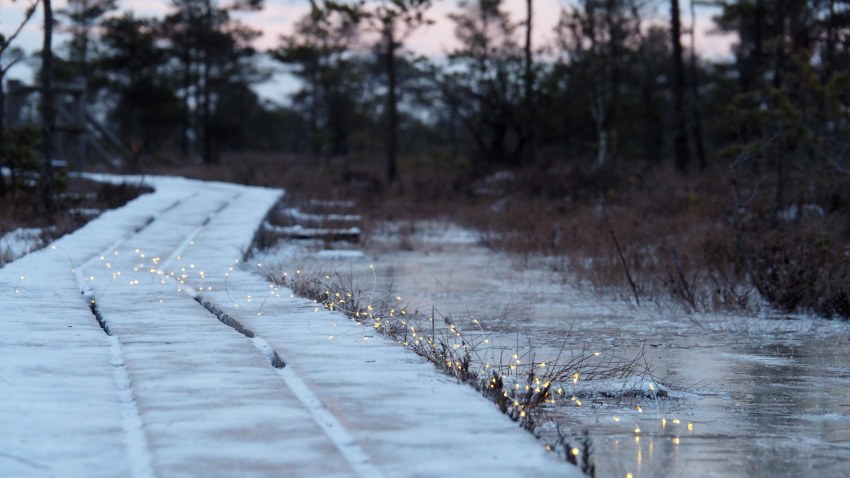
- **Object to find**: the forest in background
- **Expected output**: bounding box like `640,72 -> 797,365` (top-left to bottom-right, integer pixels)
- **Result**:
1,0 -> 849,317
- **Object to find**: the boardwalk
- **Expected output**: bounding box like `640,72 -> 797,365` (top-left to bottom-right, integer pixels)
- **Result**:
0,176 -> 574,478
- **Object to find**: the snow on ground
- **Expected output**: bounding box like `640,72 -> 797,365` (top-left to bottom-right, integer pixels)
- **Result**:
0,175 -> 577,477
371,220 -> 481,247
0,228 -> 44,264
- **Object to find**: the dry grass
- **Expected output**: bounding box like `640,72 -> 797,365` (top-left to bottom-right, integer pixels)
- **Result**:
0,177 -> 151,245
149,151 -> 850,318
269,266 -> 655,435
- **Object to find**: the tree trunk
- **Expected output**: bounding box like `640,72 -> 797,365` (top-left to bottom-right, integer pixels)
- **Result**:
181,48 -> 192,159
597,129 -> 607,170
772,5 -> 786,89
688,0 -> 706,169
0,78 -> 7,197
523,0 -> 535,165
201,0 -> 216,164
41,0 -> 56,211
670,0 -> 689,173
592,94 -> 607,170
640,77 -> 662,163
825,0 -> 836,75
202,53 -> 214,164
310,70 -> 321,157
77,0 -> 90,75
384,21 -> 398,183
750,0 -> 765,91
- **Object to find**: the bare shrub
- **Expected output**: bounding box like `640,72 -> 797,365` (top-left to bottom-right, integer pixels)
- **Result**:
268,266 -> 655,432
167,152 -> 848,319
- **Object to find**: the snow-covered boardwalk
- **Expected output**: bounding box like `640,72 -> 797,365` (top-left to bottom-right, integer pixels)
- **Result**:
0,176 -> 573,478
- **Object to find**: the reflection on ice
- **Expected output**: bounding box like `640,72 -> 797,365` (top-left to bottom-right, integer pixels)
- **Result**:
259,222 -> 850,477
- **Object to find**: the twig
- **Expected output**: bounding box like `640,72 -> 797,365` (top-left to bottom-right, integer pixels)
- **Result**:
599,193 -> 640,306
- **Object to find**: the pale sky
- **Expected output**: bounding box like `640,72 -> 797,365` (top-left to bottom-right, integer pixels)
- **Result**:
1,0 -> 734,101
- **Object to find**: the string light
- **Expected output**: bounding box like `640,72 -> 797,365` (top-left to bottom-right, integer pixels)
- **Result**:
33,237 -> 667,471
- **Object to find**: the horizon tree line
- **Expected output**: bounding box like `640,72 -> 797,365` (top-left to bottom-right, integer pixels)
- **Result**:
0,0 -> 847,210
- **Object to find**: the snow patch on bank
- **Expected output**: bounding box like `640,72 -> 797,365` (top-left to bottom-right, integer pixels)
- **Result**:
0,228 -> 44,264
